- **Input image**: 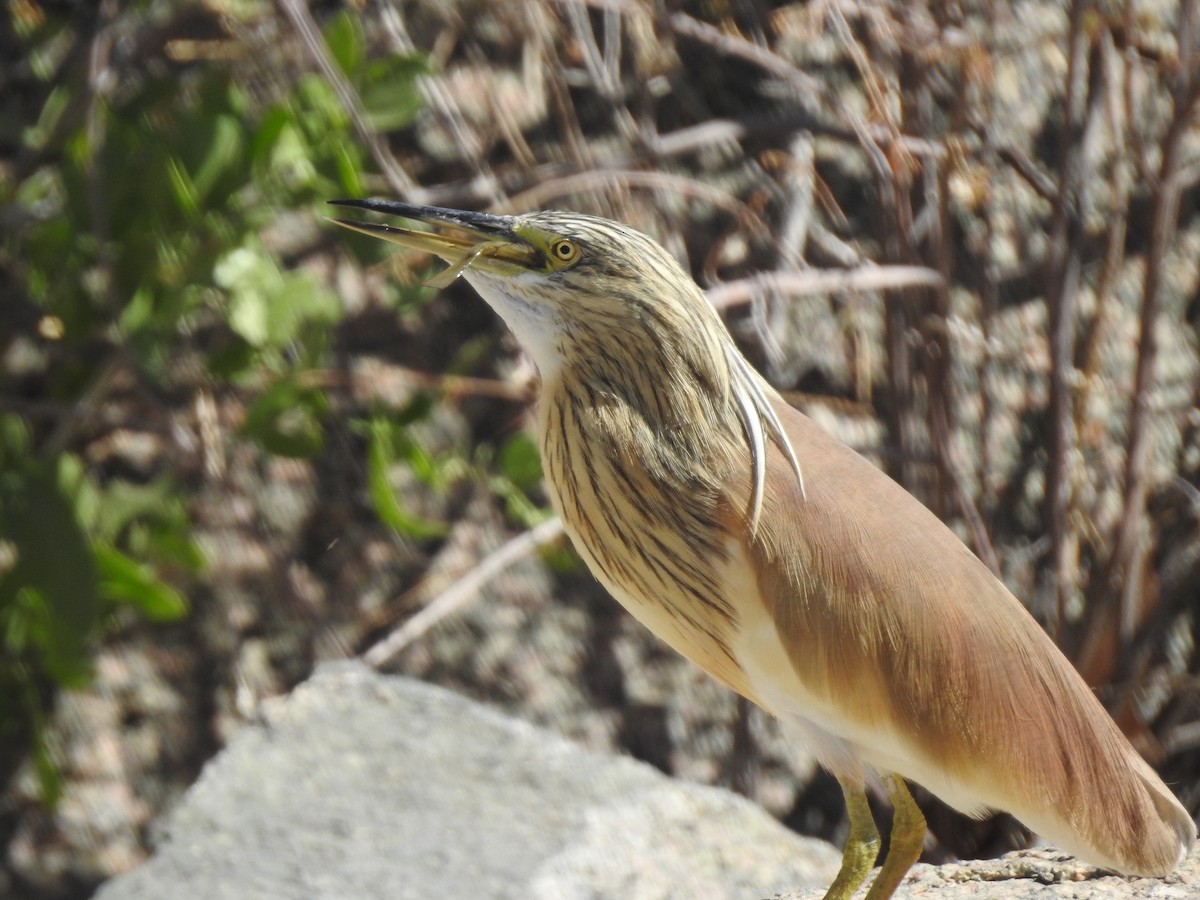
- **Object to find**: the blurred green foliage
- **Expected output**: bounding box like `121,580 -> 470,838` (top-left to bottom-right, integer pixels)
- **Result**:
0,4 -> 467,801
366,412 -> 450,540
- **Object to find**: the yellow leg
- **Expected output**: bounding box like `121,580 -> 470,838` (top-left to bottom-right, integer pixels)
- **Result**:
864,775 -> 926,900
823,778 -> 881,900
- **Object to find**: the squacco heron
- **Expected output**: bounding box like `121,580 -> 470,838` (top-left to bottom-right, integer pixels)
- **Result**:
330,198 -> 1195,898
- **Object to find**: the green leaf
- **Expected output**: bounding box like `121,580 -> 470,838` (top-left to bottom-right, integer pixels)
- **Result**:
249,105 -> 291,168
394,393 -> 435,428
398,434 -> 442,487
30,730 -> 63,807
217,245 -> 278,346
449,334 -> 497,375
268,272 -> 341,345
94,545 -> 188,622
333,142 -> 363,197
190,114 -> 245,204
143,528 -> 206,574
24,84 -> 70,150
367,419 -> 447,540
167,155 -> 200,218
206,333 -> 257,379
0,414 -> 32,470
88,476 -> 193,552
324,11 -> 364,77
297,74 -> 347,132
218,245 -> 341,348
360,56 -> 428,131
241,379 -> 328,458
498,432 -> 543,492
542,542 -> 584,574
118,286 -> 156,336
229,293 -> 269,347
19,674 -> 63,806
59,454 -> 101,535
2,598 -> 30,655
0,467 -> 100,687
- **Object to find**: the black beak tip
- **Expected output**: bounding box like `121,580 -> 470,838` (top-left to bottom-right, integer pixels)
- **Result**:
327,198 -> 392,212
326,198 -> 515,234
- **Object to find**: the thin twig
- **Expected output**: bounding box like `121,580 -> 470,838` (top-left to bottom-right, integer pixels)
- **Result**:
296,366 -> 537,404
1042,0 -> 1096,636
362,517 -> 566,668
705,267 -> 944,311
924,25 -> 1002,576
825,2 -> 899,187
1075,30 -> 1131,499
776,134 -> 816,268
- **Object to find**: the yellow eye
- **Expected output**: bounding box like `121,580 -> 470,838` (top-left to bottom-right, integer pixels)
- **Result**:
549,239 -> 580,266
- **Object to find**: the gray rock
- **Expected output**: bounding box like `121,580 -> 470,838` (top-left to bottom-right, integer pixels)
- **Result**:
93,662 -> 1200,899
95,662 -> 840,900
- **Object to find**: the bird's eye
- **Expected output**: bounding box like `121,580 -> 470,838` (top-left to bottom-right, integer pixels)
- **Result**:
549,239 -> 580,266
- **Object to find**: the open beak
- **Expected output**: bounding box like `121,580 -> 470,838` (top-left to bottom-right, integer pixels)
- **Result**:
327,198 -> 539,287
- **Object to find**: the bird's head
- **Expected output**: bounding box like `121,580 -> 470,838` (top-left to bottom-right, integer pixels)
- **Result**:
328,198 -> 727,382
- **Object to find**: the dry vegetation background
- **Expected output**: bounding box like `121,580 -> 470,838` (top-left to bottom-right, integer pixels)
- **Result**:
2,0 -> 1199,897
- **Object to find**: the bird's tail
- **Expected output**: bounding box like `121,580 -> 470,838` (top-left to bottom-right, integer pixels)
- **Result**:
1018,738 -> 1195,876
1125,754 -> 1195,874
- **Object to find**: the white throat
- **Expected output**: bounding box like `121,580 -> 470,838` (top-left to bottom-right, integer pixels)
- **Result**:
465,272 -> 565,379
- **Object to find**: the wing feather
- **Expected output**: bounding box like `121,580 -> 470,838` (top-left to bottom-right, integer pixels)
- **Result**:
740,398 -> 1194,876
